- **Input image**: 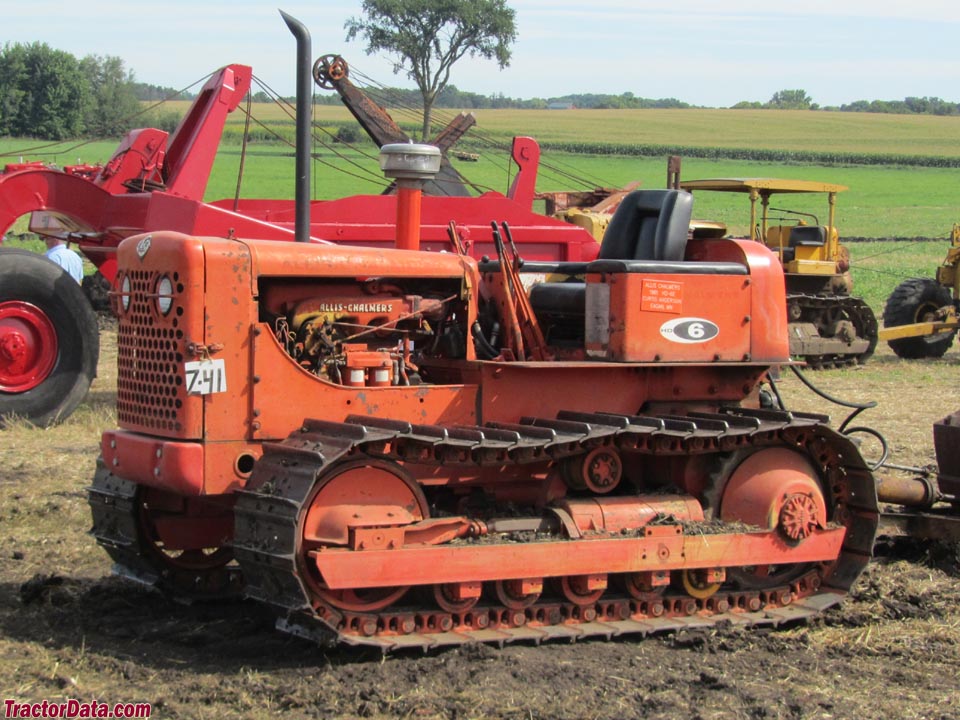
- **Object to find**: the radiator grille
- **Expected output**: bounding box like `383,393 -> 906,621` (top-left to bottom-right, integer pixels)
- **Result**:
117,270 -> 186,432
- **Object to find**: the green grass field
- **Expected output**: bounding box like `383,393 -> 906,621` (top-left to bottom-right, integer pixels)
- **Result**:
150,101 -> 960,158
2,105 -> 958,313
2,138 -> 956,239
846,240 -> 948,315
6,103 -> 958,237
199,147 -> 960,240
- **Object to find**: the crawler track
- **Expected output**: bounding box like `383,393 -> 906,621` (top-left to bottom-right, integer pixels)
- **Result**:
788,293 -> 879,368
88,461 -> 243,599
231,407 -> 879,651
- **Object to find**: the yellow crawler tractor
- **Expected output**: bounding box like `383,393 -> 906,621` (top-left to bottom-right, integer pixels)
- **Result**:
879,224 -> 959,358
679,178 -> 878,368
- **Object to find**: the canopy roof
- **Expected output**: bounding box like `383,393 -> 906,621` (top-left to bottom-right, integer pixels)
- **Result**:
679,178 -> 848,195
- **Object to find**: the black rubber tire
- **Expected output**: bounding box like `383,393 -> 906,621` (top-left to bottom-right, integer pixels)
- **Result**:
882,277 -> 956,359
0,248 -> 100,426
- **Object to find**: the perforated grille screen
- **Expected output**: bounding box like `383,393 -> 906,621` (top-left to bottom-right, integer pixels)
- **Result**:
116,270 -> 186,432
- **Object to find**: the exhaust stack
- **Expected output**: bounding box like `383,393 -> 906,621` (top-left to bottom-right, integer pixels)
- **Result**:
280,10 -> 312,243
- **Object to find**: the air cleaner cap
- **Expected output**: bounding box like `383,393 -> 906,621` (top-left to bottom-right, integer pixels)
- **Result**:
379,143 -> 442,180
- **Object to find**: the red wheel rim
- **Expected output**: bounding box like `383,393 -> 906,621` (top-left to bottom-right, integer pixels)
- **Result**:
0,301 -> 58,392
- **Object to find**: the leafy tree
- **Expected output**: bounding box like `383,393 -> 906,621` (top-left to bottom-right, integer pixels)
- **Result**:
840,99 -> 871,112
345,0 -> 517,140
131,81 -> 190,102
140,108 -> 182,134
0,42 -> 86,139
80,55 -> 141,138
905,96 -> 958,116
0,44 -> 29,136
767,89 -> 813,110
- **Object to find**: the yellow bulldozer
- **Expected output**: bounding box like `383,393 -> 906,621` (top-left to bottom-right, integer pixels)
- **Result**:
879,224 -> 960,358
678,177 -> 878,368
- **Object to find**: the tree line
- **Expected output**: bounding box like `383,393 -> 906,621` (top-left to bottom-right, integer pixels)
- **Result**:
278,85 -> 960,115
0,42 -> 141,140
2,41 -> 958,143
132,82 -> 960,115
731,88 -> 960,115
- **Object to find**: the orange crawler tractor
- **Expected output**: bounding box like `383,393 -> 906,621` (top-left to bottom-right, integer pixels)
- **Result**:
87,161 -> 880,650
86,16 -> 879,649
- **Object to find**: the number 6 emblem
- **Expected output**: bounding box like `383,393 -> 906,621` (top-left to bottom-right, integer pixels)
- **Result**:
659,317 -> 720,344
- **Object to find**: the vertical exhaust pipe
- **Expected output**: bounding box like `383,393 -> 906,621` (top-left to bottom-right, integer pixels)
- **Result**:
280,10 -> 311,242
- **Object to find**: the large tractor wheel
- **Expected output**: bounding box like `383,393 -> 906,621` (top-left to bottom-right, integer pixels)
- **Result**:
0,248 -> 100,426
883,277 -> 956,359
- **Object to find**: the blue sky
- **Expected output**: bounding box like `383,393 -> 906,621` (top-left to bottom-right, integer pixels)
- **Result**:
4,1 -> 960,106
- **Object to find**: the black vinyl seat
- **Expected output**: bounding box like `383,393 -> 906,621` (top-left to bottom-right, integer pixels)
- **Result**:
598,189 -> 693,261
527,190 -> 749,343
480,190 -> 696,277
788,225 -> 826,247
780,225 -> 826,262
530,190 -> 696,319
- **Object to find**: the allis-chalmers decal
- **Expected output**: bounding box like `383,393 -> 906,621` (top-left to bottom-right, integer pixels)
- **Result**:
659,317 -> 720,344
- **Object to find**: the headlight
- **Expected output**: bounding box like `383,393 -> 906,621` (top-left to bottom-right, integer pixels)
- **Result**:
156,275 -> 173,315
119,274 -> 131,312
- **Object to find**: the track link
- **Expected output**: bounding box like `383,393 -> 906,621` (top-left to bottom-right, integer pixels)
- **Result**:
788,293 -> 879,368
88,458 -> 243,599
232,408 -> 879,650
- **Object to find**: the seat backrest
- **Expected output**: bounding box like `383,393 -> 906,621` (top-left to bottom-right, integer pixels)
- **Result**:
788,225 -> 826,247
598,189 -> 694,261
765,225 -> 791,247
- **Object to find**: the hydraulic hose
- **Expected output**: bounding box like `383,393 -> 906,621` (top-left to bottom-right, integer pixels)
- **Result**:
771,366 -> 889,470
471,322 -> 499,360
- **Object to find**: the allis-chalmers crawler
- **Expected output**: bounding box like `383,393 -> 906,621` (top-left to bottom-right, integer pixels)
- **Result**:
89,155 -> 887,647
13,14 -> 947,650
83,16 -> 893,647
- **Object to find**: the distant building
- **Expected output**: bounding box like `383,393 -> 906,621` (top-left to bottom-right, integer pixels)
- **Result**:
547,102 -> 576,110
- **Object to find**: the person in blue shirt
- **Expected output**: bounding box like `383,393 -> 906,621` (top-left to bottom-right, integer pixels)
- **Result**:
43,237 -> 84,283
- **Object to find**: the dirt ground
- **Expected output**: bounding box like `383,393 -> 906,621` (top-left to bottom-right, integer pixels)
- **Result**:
1,324 -> 959,720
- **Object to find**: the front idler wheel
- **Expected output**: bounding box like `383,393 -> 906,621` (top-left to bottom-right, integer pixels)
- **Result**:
298,458 -> 428,613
